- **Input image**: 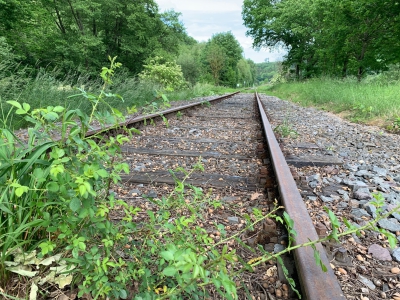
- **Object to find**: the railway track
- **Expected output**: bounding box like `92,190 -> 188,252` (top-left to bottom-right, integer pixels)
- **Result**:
98,92 -> 345,299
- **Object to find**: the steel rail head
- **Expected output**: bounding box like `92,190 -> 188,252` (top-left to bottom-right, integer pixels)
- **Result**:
255,92 -> 345,300
85,92 -> 240,137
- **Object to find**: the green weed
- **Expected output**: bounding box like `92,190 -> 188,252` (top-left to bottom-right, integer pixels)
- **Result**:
273,119 -> 299,138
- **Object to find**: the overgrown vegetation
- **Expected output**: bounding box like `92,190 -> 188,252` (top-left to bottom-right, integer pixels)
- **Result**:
255,75 -> 400,128
1,60 -> 399,299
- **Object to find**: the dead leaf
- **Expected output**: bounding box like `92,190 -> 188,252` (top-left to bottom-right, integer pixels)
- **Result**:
266,266 -> 277,277
251,192 -> 262,200
29,282 -> 38,300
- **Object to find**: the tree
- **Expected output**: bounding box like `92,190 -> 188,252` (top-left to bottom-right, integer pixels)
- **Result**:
242,0 -> 400,79
204,32 -> 243,86
237,59 -> 253,86
205,43 -> 226,85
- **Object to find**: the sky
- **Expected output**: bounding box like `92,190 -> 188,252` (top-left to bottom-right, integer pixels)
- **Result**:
155,0 -> 286,63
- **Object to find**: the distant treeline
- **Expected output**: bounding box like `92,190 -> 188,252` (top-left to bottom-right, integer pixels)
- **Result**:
0,0 -> 274,87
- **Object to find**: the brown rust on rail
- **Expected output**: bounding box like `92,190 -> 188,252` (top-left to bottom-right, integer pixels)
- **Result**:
255,92 -> 345,300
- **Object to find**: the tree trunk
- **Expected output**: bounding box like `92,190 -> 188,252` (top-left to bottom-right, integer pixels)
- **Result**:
342,57 -> 348,78
53,0 -> 66,34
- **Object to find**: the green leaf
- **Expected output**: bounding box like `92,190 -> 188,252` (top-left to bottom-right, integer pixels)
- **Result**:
43,112 -> 59,121
16,108 -> 26,115
160,251 -> 174,261
47,182 -> 59,192
96,169 -> 109,178
6,100 -> 22,109
69,198 -> 81,212
192,265 -> 200,278
53,106 -> 64,113
119,289 -> 128,299
23,103 -> 31,112
162,266 -> 177,276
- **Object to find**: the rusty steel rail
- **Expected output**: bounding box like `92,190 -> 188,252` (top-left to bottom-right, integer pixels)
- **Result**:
255,92 -> 345,300
85,92 -> 240,136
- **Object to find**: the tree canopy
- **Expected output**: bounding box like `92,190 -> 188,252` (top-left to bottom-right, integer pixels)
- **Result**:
242,0 -> 400,79
0,2 -> 257,88
0,1 -> 194,75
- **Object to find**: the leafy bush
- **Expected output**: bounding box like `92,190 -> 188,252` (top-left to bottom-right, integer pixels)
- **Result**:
139,56 -> 186,92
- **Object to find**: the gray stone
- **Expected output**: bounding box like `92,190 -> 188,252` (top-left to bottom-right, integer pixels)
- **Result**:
352,233 -> 362,244
344,164 -> 358,172
337,189 -> 348,196
372,177 -> 385,185
358,200 -> 369,208
365,204 -> 377,218
146,190 -> 158,198
350,200 -> 360,208
355,170 -> 374,179
378,184 -> 391,193
309,181 -> 318,189
322,178 -> 330,184
264,243 -> 275,252
351,208 -> 370,219
307,196 -> 317,201
307,174 -> 321,182
337,201 -> 348,209
332,176 -> 343,183
358,275 -> 376,290
330,194 -> 341,201
348,180 -> 368,192
383,283 -> 390,293
354,190 -> 372,200
392,248 -> 400,262
372,166 -> 387,177
134,164 -> 146,171
394,176 -> 400,183
320,195 -> 334,203
274,244 -> 285,253
386,192 -> 400,205
129,189 -> 141,196
368,244 -> 392,261
228,216 -> 239,224
378,219 -> 400,232
392,212 -> 400,222
222,196 -> 238,202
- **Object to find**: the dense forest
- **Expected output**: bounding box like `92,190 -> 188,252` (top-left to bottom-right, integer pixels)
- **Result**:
243,0 -> 400,80
0,0 -> 265,88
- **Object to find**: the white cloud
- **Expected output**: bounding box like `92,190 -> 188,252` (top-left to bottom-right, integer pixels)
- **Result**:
156,0 -> 286,62
157,0 -> 241,13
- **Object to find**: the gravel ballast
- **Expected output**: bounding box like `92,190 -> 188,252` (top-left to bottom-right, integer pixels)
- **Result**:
260,94 -> 400,300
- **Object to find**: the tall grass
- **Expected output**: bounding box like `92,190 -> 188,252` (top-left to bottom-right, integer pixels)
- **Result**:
0,62 -> 158,129
256,75 -> 400,125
